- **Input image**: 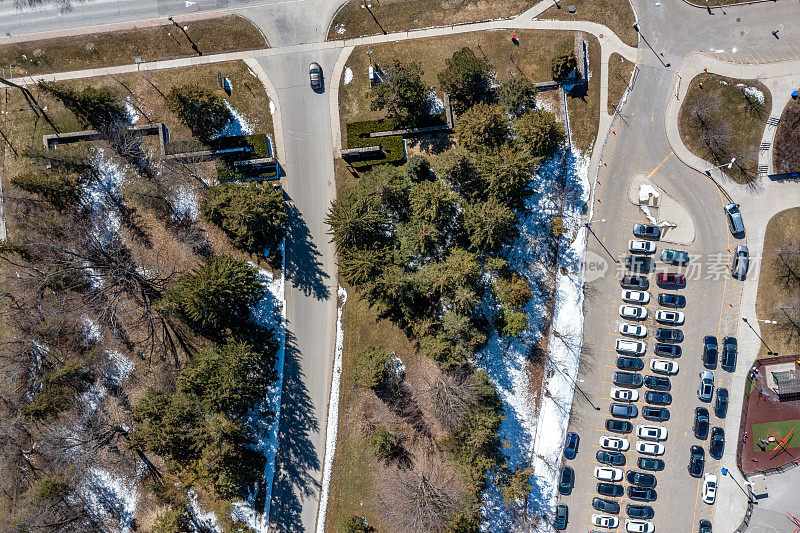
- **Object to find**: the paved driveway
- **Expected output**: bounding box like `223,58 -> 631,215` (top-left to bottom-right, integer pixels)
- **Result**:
746,466 -> 800,532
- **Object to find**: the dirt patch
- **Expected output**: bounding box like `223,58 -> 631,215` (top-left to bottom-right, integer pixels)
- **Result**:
538,0 -> 638,47
772,97 -> 800,174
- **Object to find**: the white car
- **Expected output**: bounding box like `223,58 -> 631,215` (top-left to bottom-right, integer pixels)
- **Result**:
637,425 -> 668,441
656,309 -> 685,325
619,323 -> 647,338
621,289 -> 651,304
702,473 -> 718,504
592,514 -> 619,529
629,240 -> 657,254
625,519 -> 655,533
615,339 -> 647,355
650,359 -> 679,375
612,388 -> 639,402
636,441 -> 665,456
594,466 -> 624,481
600,436 -> 630,451
620,305 -> 648,320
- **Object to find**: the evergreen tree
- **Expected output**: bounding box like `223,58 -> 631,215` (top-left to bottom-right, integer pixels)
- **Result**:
326,195 -> 393,251
454,103 -> 510,151
438,47 -> 493,114
39,83 -> 127,133
397,219 -> 442,263
463,198 -> 518,254
409,179 -> 457,229
405,154 -> 433,182
167,84 -> 232,141
479,145 -> 536,210
493,271 -> 532,310
498,78 -> 538,117
433,146 -> 483,200
370,60 -> 429,126
551,50 -> 577,81
355,346 -> 394,389
339,247 -> 392,286
513,110 -> 565,158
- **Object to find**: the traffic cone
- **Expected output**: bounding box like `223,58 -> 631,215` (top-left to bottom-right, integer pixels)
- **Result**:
703,67 -> 708,72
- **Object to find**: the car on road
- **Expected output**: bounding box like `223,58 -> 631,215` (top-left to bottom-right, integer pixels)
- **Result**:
645,391 -> 671,405
722,336 -> 737,371
600,436 -> 630,451
625,255 -> 652,273
658,292 -> 686,308
732,245 -> 750,279
637,457 -> 665,471
606,419 -> 633,434
554,504 -> 568,530
597,482 -> 625,498
612,388 -> 639,402
626,470 -> 657,488
655,327 -> 683,343
627,486 -> 657,502
626,505 -> 655,519
619,323 -> 648,337
644,375 -> 671,390
656,309 -> 685,325
724,202 -> 745,235
642,406 -> 670,421
698,370 -> 714,402
592,514 -> 619,529
636,441 -> 665,456
689,445 -> 704,477
656,272 -> 686,287
564,432 -> 579,459
702,473 -> 718,504
558,465 -> 574,495
715,388 -> 729,418
616,339 -> 647,355
654,343 -> 681,357
629,240 -> 657,254
625,519 -> 655,533
660,249 -> 690,265
610,403 -> 639,418
595,466 -> 624,482
710,427 -> 725,459
698,519 -> 712,533
621,275 -> 650,289
308,62 -> 323,90
620,305 -> 648,320
637,425 -> 668,441
593,497 -> 621,514
617,356 -> 645,371
622,290 -> 651,304
694,407 -> 710,439
633,223 -> 660,239
597,450 -> 627,466
703,336 -> 718,369
614,371 -> 643,387
650,359 -> 679,374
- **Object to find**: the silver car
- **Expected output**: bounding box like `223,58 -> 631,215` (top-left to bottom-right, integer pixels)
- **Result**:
731,245 -> 749,279
698,370 -> 714,402
724,203 -> 744,235
309,62 -> 322,90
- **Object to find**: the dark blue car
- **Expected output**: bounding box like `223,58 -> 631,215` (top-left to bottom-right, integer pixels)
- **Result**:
564,432 -> 580,459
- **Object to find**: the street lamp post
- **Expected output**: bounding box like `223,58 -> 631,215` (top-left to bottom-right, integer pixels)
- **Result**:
721,467 -> 753,503
705,157 -> 736,175
585,222 -> 620,264
742,317 -> 778,355
558,366 -> 601,411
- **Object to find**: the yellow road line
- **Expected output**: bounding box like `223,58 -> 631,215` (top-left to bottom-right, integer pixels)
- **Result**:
647,151 -> 674,178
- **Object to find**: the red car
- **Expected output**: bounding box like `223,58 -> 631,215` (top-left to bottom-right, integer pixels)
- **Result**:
657,273 -> 686,286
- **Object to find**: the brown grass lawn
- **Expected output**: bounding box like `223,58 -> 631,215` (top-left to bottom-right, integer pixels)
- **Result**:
328,0 -> 532,40
339,29 -> 601,151
538,0 -> 638,47
773,96 -> 800,174
754,207 -> 800,359
607,52 -> 635,115
677,73 -> 771,184
0,15 -> 266,77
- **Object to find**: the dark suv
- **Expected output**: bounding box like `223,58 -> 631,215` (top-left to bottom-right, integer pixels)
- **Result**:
626,470 -> 657,488
715,388 -> 729,418
655,343 -> 681,357
597,450 -> 626,466
614,371 -> 643,387
658,293 -> 685,308
643,406 -> 670,421
694,407 -> 710,439
627,486 -> 657,502
606,419 -> 633,434
621,275 -> 649,290
689,445 -> 704,477
633,223 -> 660,239
644,375 -> 671,391
617,356 -> 644,371
626,505 -> 655,519
554,504 -> 568,530
597,482 -> 624,497
722,336 -> 737,370
703,336 -> 718,369
655,327 -> 683,342
558,465 -> 574,495
592,497 -> 620,514
637,457 -> 664,471
710,427 -> 725,459
645,391 -> 672,405
610,403 -> 638,418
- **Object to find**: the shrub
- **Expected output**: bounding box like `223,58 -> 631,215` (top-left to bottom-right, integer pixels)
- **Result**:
406,154 -> 433,182
370,60 -> 428,126
454,103 -> 509,151
497,309 -> 528,338
340,515 -> 373,533
551,50 -> 577,81
493,272 -> 532,310
514,110 -> 565,159
550,215 -> 565,238
367,428 -> 400,458
499,78 -> 538,117
151,508 -> 192,533
31,474 -> 71,502
354,346 -> 393,389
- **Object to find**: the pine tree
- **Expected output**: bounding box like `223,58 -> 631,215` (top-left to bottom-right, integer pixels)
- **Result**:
513,110 -> 565,158
39,83 -> 127,133
438,47 -> 493,114
370,59 -> 429,126
432,146 -> 482,200
454,103 -> 510,151
499,78 -> 538,117
479,145 -> 536,210
463,198 -> 518,254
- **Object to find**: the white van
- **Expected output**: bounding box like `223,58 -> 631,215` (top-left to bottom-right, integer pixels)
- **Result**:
615,339 -> 647,355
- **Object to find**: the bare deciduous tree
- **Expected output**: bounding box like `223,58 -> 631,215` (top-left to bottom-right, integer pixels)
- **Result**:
424,370 -> 480,431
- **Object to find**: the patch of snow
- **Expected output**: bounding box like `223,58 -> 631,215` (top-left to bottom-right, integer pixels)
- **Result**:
82,316 -> 101,345
710,49 -> 726,54
316,286 -> 347,533
426,89 -> 444,115
170,186 -> 199,222
640,204 -> 658,225
81,467 -> 138,533
389,356 -> 405,382
124,97 -> 139,125
85,264 -> 103,290
343,66 -> 353,85
215,101 -> 254,138
732,46 -> 738,53
84,148 -> 126,239
737,84 -> 765,104
269,100 -> 276,115
104,351 -> 134,390
81,384 -> 105,416
638,183 -> 660,203
188,490 -> 222,532
335,23 -> 346,34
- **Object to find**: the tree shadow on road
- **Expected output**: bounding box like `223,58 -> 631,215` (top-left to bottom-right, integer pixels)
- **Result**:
268,329 -> 322,532
284,201 -> 330,301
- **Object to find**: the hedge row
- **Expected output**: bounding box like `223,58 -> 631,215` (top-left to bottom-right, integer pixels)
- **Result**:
164,134 -> 272,159
345,120 -> 405,168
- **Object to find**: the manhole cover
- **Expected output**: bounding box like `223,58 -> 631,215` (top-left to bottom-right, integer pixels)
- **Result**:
736,17 -> 741,22
568,5 -> 576,13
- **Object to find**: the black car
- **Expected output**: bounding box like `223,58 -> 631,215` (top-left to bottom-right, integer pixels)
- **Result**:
558,465 -> 574,495
645,391 -> 672,405
627,486 -> 657,502
633,223 -> 660,239
715,388 -> 729,418
637,457 -> 665,471
613,371 -> 644,387
689,445 -> 704,477
610,403 -> 638,418
710,427 -> 725,459
644,375 -> 671,391
703,336 -> 718,369
554,504 -> 568,530
654,343 -> 681,357
642,406 -> 670,421
698,519 -> 712,533
694,407 -> 710,439
658,293 -> 685,308
617,356 -> 645,371
597,482 -> 624,497
626,470 -> 657,488
625,255 -> 652,274
655,327 -> 683,342
597,450 -> 626,466
626,504 -> 655,520
722,336 -> 737,370
621,275 -> 649,290
606,419 -> 633,434
592,497 -> 620,514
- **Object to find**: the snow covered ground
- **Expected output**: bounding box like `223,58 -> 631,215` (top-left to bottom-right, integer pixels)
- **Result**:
478,149 -> 590,531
